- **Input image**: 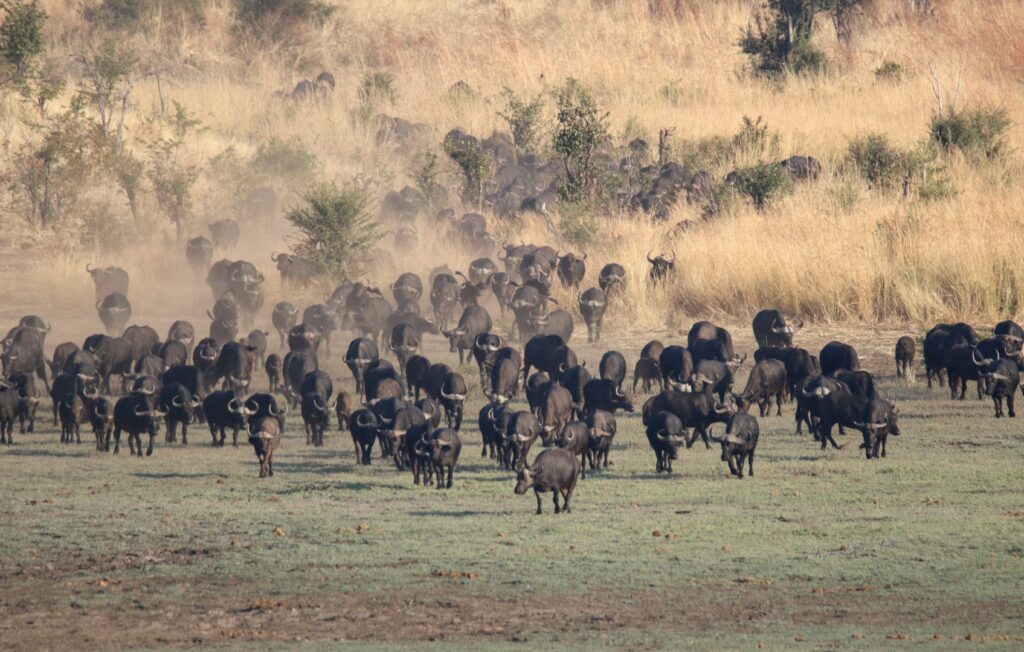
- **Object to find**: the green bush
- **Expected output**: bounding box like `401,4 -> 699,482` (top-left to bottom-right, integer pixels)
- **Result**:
700,181 -> 738,220
552,78 -> 610,202
847,133 -> 907,188
497,87 -> 545,155
443,132 -> 491,206
0,0 -> 46,85
929,106 -> 1011,160
285,181 -> 381,279
732,161 -> 790,210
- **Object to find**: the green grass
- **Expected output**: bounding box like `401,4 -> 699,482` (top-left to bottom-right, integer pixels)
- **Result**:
2,329 -> 1024,649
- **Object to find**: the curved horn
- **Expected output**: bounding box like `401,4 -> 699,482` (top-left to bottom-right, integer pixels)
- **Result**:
579,252 -> 587,261
133,405 -> 152,416
86,263 -> 94,273
171,395 -> 185,407
93,405 -> 106,419
271,252 -> 280,261
971,349 -> 986,366
646,250 -> 657,264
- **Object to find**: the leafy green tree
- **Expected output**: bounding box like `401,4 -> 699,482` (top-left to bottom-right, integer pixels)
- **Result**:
0,0 -> 46,86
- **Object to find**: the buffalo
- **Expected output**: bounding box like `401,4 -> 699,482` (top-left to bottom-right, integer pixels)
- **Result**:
515,448 -> 580,514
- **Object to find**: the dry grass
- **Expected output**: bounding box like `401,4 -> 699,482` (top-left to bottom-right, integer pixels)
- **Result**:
6,0 -> 1024,327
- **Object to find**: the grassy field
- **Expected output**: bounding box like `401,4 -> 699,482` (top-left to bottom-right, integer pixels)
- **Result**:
2,309 -> 1023,650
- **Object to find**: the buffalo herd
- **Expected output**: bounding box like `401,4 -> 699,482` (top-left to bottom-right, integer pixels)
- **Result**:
8,215 -> 1021,514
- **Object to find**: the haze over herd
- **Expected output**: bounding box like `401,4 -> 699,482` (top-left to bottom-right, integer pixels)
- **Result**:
2,0 -> 1023,648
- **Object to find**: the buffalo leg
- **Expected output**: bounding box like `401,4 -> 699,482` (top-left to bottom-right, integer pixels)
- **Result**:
1009,392 -> 1016,418
552,491 -> 561,514
446,464 -> 454,489
747,451 -> 754,476
534,489 -> 543,515
727,455 -> 739,477
776,393 -> 783,416
181,423 -> 188,446
993,396 -> 1003,418
146,432 -> 155,456
562,486 -> 572,513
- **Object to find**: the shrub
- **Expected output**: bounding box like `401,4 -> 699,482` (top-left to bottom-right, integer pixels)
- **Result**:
874,60 -> 905,83
443,131 -> 491,206
929,106 -> 1011,160
413,150 -> 446,208
83,0 -> 206,31
552,78 -> 610,202
285,181 -> 381,279
0,0 -> 46,86
732,161 -> 790,210
358,71 -> 397,106
497,87 -> 545,155
847,133 -> 907,188
732,115 -> 780,162
700,181 -> 739,220
6,106 -> 95,227
675,135 -> 733,174
556,201 -> 600,248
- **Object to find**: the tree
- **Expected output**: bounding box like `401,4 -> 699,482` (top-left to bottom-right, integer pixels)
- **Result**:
285,181 -> 381,280
76,39 -> 137,147
144,102 -> 201,241
552,78 -> 609,203
0,0 -> 46,86
739,0 -> 871,76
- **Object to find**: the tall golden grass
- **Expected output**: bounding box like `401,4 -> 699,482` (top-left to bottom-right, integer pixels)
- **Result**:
8,0 -> 1024,328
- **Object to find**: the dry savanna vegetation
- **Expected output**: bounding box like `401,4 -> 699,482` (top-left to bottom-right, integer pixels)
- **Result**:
0,0 -> 1021,326
3,3 -> 1024,651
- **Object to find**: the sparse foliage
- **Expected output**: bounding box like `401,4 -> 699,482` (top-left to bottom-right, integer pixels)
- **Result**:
144,102 -> 201,241
929,106 -> 1011,161
413,150 -> 446,208
285,181 -> 381,279
75,39 -> 137,145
